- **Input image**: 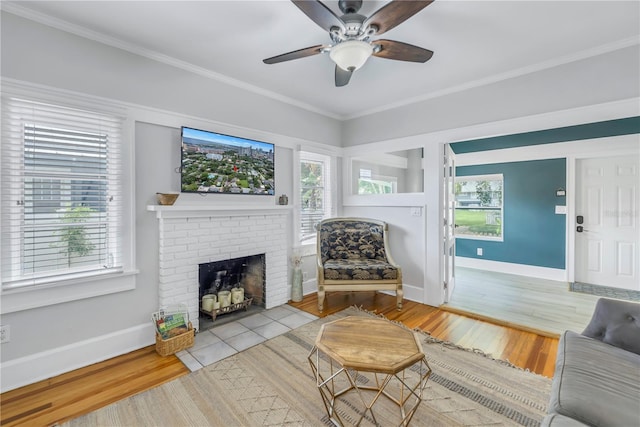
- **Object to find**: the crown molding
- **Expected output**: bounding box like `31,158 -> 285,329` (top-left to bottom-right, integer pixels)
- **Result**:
345,36 -> 640,120
0,2 -> 342,121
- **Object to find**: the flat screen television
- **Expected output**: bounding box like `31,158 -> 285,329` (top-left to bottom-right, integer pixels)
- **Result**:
181,126 -> 275,195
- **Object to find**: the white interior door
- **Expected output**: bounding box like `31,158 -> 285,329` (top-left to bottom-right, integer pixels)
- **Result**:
575,155 -> 640,290
443,144 -> 456,302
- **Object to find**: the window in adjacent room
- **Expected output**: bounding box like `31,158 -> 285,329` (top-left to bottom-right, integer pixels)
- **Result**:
357,168 -> 398,194
454,174 -> 503,240
299,151 -> 333,245
1,96 -> 125,290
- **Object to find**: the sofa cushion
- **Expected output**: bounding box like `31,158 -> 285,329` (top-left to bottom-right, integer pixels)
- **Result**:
581,298 -> 640,355
549,330 -> 640,427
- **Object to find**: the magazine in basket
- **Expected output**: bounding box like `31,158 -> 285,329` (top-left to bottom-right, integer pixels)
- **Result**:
152,305 -> 190,339
152,304 -> 194,356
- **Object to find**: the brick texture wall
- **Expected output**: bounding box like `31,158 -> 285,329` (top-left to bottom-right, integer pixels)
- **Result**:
156,212 -> 289,330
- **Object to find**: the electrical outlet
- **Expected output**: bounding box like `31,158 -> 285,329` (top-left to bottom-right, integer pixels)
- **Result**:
0,325 -> 10,343
410,207 -> 422,217
477,248 -> 483,256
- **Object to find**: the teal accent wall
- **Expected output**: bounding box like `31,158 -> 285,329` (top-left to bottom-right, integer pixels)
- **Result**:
456,158 -> 566,269
450,116 -> 640,154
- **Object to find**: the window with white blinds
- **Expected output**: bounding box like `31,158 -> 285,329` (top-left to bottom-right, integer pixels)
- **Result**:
1,96 -> 125,289
300,151 -> 333,244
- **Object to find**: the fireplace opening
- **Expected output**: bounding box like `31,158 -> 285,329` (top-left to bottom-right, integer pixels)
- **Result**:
198,254 -> 266,329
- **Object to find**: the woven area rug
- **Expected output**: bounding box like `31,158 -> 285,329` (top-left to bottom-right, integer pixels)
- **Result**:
62,307 -> 551,426
570,282 -> 640,302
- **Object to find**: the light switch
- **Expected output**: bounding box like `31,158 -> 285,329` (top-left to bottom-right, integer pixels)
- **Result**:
555,205 -> 567,214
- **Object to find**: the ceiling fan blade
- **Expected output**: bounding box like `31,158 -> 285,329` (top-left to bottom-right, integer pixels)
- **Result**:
263,45 -> 327,64
291,0 -> 345,32
373,39 -> 433,62
335,66 -> 353,87
364,0 -> 434,35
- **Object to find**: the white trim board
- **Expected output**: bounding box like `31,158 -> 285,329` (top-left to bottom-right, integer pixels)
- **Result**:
455,133 -> 640,166
455,257 -> 567,282
0,323 -> 155,393
377,283 -> 424,305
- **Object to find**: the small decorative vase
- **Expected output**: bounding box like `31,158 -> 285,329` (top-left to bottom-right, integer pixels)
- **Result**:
278,194 -> 288,205
291,267 -> 303,302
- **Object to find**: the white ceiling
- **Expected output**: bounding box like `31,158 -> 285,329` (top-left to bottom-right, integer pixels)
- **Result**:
4,1 -> 640,120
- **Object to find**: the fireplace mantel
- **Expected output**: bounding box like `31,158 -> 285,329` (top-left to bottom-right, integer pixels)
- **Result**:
147,204 -> 292,219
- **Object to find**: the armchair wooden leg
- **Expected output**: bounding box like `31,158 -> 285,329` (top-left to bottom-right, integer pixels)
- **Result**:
318,286 -> 325,312
396,286 -> 404,311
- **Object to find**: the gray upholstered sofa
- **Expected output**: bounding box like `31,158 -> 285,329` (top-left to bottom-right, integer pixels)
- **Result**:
542,298 -> 640,426
316,217 -> 402,312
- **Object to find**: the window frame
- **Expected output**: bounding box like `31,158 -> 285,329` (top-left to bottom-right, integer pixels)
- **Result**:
297,150 -> 335,251
454,173 -> 504,242
1,82 -> 136,313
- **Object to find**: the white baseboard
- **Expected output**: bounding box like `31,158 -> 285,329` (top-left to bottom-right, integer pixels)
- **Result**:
456,257 -> 567,281
1,323 -> 155,393
393,283 -> 424,303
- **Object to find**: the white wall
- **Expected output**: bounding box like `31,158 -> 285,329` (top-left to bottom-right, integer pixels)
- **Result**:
0,10 -> 331,392
342,46 -> 639,146
1,12 -> 342,146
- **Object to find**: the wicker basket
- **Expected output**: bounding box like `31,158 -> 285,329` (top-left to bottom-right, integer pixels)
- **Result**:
156,192 -> 179,206
155,322 -> 194,356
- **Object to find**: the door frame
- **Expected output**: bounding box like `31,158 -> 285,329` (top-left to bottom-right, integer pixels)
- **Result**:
443,144 -> 456,302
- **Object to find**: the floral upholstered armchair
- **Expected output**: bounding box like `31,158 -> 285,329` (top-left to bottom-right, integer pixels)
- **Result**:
316,217 -> 403,312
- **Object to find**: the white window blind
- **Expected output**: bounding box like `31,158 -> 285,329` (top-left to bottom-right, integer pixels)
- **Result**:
1,96 -> 125,289
300,151 -> 333,243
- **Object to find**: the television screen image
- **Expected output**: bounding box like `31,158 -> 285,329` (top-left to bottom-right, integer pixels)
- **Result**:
181,127 -> 275,195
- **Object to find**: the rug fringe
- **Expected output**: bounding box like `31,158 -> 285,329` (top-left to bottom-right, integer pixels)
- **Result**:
347,305 -> 541,375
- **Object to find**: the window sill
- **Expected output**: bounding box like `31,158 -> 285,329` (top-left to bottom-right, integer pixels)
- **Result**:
1,270 -> 138,314
455,235 -> 504,242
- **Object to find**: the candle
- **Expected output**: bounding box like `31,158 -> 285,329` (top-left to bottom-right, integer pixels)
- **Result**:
218,291 -> 231,308
231,287 -> 244,304
202,295 -> 215,312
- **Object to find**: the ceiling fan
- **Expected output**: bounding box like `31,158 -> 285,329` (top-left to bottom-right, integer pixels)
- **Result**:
263,0 -> 435,87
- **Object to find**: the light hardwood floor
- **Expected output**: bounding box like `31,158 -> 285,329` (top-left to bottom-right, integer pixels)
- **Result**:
289,292 -> 559,378
445,267 -> 600,336
0,346 -> 189,427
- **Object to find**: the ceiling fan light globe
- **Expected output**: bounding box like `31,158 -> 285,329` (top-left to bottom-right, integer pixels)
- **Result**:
329,40 -> 373,72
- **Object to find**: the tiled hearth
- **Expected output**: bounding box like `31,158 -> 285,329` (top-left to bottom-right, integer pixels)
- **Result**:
177,304 -> 317,371
148,205 -> 292,331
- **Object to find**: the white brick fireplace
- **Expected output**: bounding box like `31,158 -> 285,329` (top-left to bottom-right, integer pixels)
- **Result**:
148,205 -> 292,331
